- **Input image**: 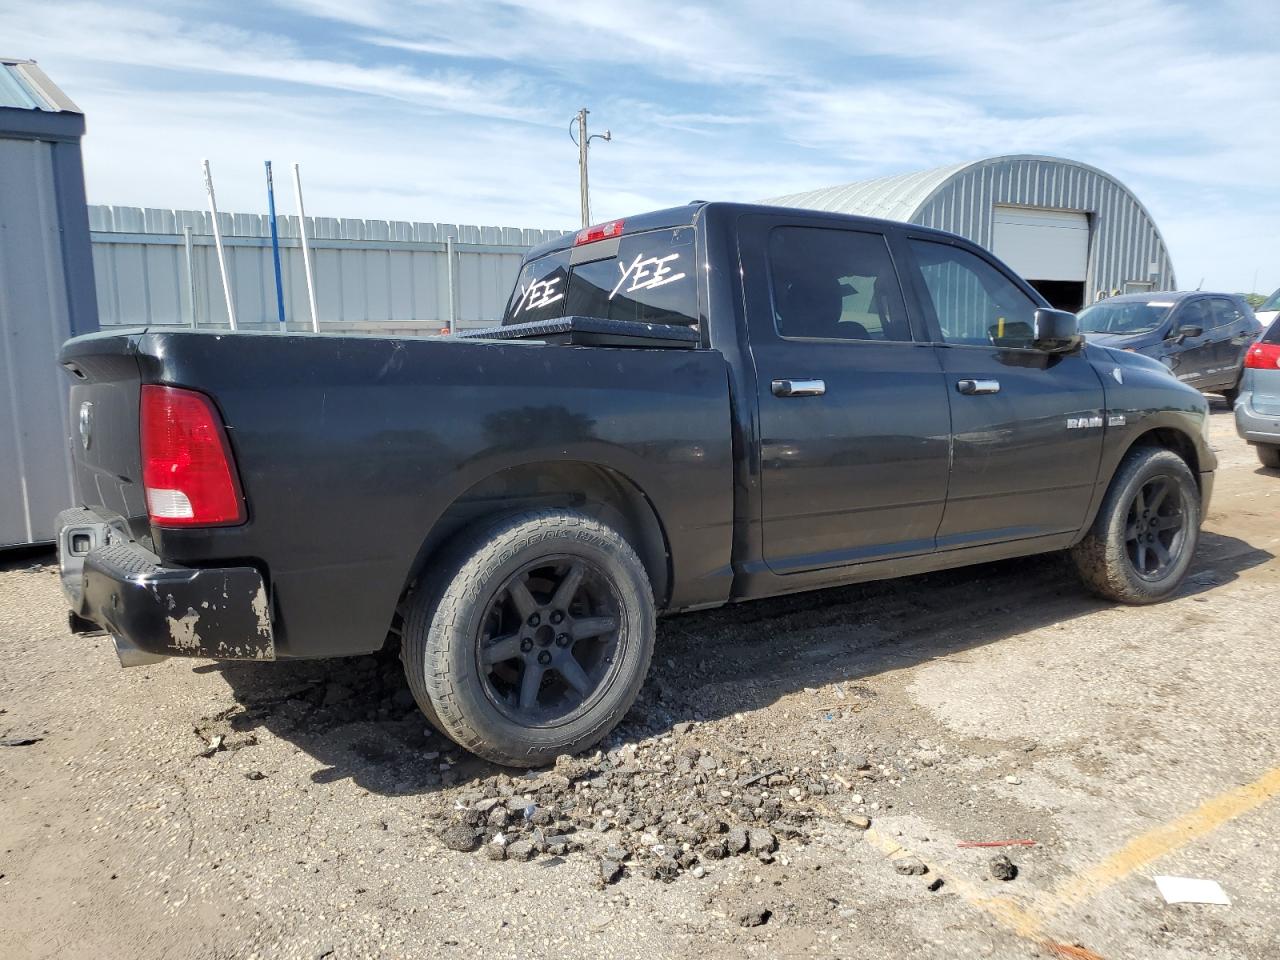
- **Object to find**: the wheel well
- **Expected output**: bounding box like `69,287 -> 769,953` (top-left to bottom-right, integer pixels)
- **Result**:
1128,427 -> 1200,485
400,461 -> 672,612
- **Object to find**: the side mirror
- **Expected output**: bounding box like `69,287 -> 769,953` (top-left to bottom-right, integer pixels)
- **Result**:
1032,308 -> 1083,353
1173,323 -> 1203,343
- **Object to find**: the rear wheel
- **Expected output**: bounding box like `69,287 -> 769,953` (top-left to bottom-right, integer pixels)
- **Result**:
1220,386 -> 1239,406
1071,447 -> 1200,604
402,510 -> 654,767
1258,444 -> 1280,469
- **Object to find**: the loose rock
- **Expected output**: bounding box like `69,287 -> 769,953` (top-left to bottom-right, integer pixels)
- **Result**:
748,829 -> 776,854
894,857 -> 928,876
726,828 -> 750,854
506,839 -> 536,862
598,858 -> 623,885
736,907 -> 772,927
439,824 -> 479,853
989,855 -> 1018,881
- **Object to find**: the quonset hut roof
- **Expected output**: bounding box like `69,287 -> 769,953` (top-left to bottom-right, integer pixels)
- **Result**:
766,155 -> 1177,295
768,160 -> 973,222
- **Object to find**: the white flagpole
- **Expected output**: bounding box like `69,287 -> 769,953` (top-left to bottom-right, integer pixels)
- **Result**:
291,162 -> 320,333
201,159 -> 237,331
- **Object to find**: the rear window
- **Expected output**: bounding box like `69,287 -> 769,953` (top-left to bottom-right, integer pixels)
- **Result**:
503,227 -> 698,327
1263,317 -> 1280,345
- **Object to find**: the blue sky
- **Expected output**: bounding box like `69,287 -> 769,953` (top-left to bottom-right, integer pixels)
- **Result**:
6,0 -> 1278,294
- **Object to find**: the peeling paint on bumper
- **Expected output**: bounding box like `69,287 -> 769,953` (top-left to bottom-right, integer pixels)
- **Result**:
58,515 -> 275,665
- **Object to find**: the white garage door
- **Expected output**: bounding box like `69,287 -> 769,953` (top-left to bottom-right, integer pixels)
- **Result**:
991,206 -> 1089,281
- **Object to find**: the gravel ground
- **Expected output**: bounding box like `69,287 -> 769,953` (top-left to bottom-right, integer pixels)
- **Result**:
2,404 -> 1278,960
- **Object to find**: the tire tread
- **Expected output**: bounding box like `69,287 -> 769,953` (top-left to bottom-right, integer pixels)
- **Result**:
1070,446 -> 1200,604
402,510 -> 654,766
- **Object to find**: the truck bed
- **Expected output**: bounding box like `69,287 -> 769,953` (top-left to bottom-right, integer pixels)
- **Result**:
60,329 -> 734,657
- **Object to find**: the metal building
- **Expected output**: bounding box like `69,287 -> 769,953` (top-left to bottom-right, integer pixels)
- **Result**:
0,59 -> 97,548
769,154 -> 1176,310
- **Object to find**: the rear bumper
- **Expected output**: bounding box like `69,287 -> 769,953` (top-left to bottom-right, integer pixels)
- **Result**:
1235,396 -> 1280,445
57,508 -> 275,666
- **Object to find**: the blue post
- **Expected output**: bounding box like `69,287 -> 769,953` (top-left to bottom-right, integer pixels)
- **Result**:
265,161 -> 287,331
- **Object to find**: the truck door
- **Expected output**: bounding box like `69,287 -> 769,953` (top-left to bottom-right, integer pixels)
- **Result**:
899,235 -> 1105,547
739,215 -> 951,573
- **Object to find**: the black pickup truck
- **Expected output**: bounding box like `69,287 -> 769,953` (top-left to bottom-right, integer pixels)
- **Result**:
56,202 -> 1215,766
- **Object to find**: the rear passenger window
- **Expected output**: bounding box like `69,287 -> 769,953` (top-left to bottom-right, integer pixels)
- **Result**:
767,227 -> 911,342
503,227 -> 699,327
1210,298 -> 1243,328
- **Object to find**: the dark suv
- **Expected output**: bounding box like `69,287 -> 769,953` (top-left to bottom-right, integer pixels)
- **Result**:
1078,291 -> 1261,402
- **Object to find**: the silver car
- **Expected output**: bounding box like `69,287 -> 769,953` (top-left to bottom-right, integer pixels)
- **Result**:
1236,316 -> 1280,468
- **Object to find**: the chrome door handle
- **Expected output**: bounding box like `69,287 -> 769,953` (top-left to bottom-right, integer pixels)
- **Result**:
772,378 -> 826,398
956,379 -> 1000,395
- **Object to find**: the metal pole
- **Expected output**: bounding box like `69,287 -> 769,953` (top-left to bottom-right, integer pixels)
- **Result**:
265,161 -> 287,332
202,159 -> 237,330
446,235 -> 457,334
182,225 -> 197,328
577,107 -> 590,228
291,162 -> 320,333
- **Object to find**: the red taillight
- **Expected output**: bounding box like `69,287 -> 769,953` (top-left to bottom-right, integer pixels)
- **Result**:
140,385 -> 245,527
1244,343 -> 1280,370
573,219 -> 624,246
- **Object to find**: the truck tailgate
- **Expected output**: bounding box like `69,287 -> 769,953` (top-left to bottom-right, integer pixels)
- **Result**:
59,331 -> 150,544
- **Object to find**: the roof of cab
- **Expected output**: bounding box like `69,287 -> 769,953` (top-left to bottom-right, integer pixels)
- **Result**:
521,200 -> 964,263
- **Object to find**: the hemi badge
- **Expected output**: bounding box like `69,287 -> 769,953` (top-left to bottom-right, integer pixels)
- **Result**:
1108,414 -> 1126,427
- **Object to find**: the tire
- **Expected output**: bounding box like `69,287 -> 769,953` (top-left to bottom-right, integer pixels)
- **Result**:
401,509 -> 655,767
1259,444 -> 1280,469
1220,386 -> 1239,406
1070,447 -> 1201,604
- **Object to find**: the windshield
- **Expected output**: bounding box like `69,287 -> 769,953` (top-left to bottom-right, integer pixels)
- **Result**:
1077,300 -> 1172,336
1260,288 -> 1280,313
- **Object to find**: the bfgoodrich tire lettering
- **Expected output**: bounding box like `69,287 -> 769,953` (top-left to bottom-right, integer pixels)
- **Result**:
1070,447 -> 1200,604
401,510 -> 655,767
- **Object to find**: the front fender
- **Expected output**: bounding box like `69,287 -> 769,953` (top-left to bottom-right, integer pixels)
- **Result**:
1077,345 -> 1215,536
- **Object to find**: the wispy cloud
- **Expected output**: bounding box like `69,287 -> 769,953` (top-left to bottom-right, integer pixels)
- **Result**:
4,0 -> 1278,290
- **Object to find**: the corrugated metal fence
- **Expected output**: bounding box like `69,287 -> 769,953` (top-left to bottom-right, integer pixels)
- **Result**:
90,205 -> 567,335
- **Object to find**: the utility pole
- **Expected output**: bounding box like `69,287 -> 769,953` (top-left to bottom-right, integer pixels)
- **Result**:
572,107 -> 611,228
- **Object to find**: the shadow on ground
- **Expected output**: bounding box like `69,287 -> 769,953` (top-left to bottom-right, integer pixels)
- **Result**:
203,530 -> 1270,796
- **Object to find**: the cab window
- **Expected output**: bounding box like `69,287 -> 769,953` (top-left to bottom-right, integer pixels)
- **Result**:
503,227 -> 699,328
767,226 -> 911,342
909,240 -> 1038,348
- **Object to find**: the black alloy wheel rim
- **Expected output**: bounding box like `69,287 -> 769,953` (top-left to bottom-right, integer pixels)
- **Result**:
1124,475 -> 1188,581
476,556 -> 623,727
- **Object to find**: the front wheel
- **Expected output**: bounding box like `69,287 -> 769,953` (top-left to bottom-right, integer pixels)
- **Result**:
402,510 -> 655,767
1070,447 -> 1201,604
1258,444 -> 1280,469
